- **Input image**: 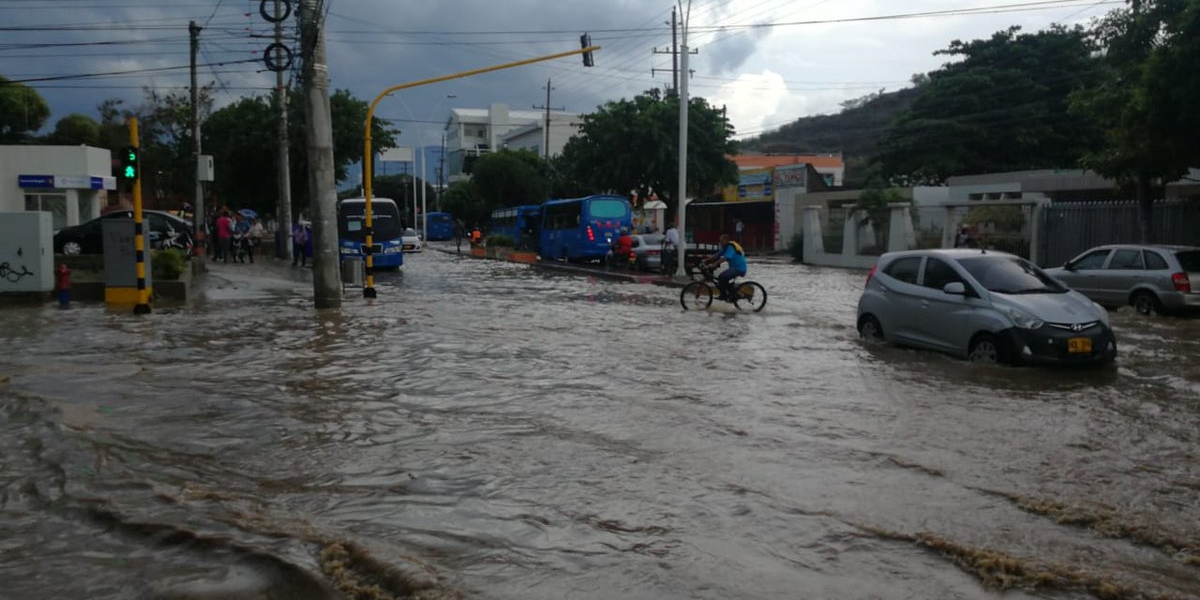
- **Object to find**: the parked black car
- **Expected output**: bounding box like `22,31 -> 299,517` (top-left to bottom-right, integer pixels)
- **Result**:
54,210 -> 193,255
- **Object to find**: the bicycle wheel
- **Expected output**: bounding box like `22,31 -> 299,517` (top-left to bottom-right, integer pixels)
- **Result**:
734,281 -> 767,312
680,281 -> 713,310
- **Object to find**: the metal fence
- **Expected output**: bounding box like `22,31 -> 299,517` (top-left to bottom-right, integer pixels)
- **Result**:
1038,200 -> 1200,267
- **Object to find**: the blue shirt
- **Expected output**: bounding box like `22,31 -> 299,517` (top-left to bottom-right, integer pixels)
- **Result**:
721,242 -> 747,274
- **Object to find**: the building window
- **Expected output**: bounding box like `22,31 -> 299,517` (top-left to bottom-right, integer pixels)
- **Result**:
25,193 -> 67,229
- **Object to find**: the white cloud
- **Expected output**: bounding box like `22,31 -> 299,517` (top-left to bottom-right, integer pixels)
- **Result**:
709,70 -> 794,138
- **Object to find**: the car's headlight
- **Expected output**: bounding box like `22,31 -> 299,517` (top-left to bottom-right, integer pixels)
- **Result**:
1004,306 -> 1044,329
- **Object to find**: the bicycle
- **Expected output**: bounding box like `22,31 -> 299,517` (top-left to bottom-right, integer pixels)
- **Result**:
680,263 -> 767,312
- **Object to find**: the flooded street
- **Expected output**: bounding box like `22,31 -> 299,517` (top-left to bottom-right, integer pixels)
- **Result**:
1,248 -> 1197,600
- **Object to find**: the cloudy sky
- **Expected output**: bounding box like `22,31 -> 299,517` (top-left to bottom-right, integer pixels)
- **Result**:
4,0 -> 1118,150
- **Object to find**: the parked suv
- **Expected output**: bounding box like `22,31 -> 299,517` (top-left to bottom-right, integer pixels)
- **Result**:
54,210 -> 193,255
857,249 -> 1116,366
1043,244 -> 1200,315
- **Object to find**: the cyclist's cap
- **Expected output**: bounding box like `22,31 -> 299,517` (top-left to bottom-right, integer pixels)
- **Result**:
620,227 -> 628,234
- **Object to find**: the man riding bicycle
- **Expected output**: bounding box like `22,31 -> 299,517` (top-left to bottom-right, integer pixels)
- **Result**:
702,233 -> 747,301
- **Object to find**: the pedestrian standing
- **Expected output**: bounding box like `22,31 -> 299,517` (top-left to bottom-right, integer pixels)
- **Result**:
291,222 -> 308,266
734,218 -> 744,246
248,218 -> 265,263
454,219 -> 465,253
214,210 -> 233,262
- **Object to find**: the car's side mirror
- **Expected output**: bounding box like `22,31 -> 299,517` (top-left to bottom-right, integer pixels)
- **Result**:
1063,261 -> 1075,271
943,282 -> 967,295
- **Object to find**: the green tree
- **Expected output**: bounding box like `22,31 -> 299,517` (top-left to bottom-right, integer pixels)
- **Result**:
854,185 -> 905,249
204,97 -> 276,215
0,76 -> 51,143
877,26 -> 1103,184
440,180 -> 489,227
286,88 -> 400,216
559,89 -> 738,216
470,149 -> 550,211
45,114 -> 101,146
1070,0 -> 1194,241
136,85 -> 216,205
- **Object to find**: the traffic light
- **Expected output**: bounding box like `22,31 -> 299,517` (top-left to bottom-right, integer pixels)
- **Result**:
580,33 -> 594,67
120,146 -> 140,181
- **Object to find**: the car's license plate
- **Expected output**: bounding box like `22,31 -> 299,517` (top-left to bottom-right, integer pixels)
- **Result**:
1067,337 -> 1092,353
403,244 -> 415,250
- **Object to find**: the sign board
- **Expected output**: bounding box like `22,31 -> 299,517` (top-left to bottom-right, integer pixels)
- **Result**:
724,168 -> 775,203
774,164 -> 808,190
380,147 -> 414,163
18,174 -> 115,190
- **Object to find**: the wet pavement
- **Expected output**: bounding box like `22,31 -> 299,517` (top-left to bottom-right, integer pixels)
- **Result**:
1,248 -> 1197,600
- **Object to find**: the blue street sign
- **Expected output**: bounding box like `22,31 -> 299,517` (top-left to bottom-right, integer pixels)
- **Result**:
18,175 -> 54,188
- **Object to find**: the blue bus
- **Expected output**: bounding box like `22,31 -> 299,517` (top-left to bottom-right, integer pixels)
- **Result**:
420,211 -> 454,241
489,204 -> 542,251
337,197 -> 404,269
539,194 -> 632,262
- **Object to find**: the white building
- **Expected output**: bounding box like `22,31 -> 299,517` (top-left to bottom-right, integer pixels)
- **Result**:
443,103 -> 580,182
1,145 -> 115,230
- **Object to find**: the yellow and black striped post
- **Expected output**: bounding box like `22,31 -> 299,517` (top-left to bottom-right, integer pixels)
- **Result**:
130,118 -> 152,315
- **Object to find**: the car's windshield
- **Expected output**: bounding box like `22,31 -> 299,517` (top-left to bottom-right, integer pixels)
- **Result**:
957,255 -> 1067,294
1175,250 -> 1200,272
404,228 -> 418,237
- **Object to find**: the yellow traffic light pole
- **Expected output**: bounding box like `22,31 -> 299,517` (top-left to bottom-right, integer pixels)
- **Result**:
361,44 -> 600,298
130,118 -> 151,314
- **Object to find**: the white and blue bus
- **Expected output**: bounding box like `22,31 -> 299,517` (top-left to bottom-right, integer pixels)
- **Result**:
336,197 -> 404,269
538,194 -> 632,263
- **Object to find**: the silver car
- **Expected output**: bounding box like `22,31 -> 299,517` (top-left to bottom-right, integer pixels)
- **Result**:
1043,244 -> 1200,315
857,249 -> 1116,365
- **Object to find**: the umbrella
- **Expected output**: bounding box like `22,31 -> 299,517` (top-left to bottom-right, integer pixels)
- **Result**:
238,208 -> 259,219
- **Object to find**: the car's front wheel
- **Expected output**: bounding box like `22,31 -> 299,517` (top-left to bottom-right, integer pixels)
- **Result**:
61,241 -> 82,255
968,333 -> 1006,365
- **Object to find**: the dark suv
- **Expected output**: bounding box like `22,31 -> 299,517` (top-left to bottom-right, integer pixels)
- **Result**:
54,210 -> 193,255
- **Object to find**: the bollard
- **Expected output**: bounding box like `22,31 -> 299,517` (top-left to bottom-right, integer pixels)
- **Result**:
55,263 -> 71,308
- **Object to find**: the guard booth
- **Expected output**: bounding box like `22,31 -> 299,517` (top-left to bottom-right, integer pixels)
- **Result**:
103,217 -> 152,303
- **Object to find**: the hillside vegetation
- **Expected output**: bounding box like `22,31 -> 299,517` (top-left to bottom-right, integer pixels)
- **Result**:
739,86 -> 921,187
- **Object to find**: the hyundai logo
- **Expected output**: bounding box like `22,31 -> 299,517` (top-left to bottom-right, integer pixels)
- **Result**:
1071,323 -> 1085,332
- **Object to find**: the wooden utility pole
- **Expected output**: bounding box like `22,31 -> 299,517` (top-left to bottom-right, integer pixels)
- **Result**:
299,0 -> 340,308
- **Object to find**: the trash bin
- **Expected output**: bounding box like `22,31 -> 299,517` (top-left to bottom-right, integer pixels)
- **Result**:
341,258 -> 364,289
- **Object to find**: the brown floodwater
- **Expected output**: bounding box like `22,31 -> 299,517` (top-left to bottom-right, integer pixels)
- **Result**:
0,249 -> 1196,600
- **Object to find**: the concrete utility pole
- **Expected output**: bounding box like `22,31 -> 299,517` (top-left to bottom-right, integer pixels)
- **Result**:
532,79 -> 562,161
189,21 -> 204,258
299,0 -> 340,308
675,0 -> 692,278
274,0 -> 293,261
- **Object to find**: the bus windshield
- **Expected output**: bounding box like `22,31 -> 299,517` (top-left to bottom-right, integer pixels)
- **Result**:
338,201 -> 402,242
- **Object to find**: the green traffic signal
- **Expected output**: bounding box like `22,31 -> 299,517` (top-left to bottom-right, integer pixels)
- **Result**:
121,146 -> 139,180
